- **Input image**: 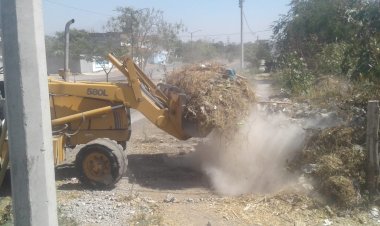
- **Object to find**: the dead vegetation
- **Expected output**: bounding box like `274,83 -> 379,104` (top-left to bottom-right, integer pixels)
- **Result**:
0,199 -> 11,225
287,76 -> 377,207
165,63 -> 255,136
294,126 -> 366,207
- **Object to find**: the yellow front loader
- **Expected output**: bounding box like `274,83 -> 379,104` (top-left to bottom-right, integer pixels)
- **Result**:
0,54 -> 204,188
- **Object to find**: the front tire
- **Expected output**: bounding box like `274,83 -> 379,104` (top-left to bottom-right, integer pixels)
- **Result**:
75,138 -> 127,188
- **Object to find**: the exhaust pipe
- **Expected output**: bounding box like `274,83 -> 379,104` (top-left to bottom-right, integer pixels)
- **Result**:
63,19 -> 75,81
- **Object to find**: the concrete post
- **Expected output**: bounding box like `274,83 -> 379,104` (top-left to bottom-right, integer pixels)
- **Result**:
0,0 -> 58,225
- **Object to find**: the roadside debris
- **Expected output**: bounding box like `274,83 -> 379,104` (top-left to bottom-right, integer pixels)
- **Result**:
164,194 -> 176,203
291,126 -> 366,207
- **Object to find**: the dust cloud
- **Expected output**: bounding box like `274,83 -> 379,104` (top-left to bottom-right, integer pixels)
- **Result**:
190,108 -> 306,195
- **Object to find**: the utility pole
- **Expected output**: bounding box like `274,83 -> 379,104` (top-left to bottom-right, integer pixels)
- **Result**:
190,29 -> 201,43
0,0 -> 58,225
239,0 -> 244,70
189,29 -> 201,62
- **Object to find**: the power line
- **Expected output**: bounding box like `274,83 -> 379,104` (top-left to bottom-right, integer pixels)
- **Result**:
243,10 -> 271,36
178,30 -> 271,39
198,32 -> 240,37
45,0 -> 113,17
243,10 -> 254,35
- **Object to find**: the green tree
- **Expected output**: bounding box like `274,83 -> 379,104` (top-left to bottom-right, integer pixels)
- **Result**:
273,0 -> 380,80
106,7 -> 183,68
174,40 -> 240,63
245,40 -> 272,69
273,0 -> 355,68
45,29 -> 92,58
45,30 -> 127,81
86,33 -> 128,81
343,0 -> 380,80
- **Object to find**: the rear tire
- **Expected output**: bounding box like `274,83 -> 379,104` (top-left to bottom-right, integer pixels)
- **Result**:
75,138 -> 127,188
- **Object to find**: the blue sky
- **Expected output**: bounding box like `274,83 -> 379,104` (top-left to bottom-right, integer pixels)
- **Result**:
43,0 -> 290,43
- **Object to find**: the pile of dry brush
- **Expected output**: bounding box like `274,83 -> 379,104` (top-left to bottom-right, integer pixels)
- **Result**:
293,126 -> 366,207
165,63 -> 255,136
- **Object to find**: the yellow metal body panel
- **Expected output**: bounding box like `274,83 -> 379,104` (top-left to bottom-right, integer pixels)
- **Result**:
50,95 -> 131,146
52,135 -> 65,165
1,137 -> 65,166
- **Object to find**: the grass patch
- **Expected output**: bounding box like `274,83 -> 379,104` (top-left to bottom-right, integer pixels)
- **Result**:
129,212 -> 163,226
58,213 -> 78,226
0,202 -> 12,225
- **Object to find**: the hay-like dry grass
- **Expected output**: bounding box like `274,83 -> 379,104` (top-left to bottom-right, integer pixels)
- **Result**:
324,176 -> 358,207
165,63 -> 255,136
294,126 -> 366,207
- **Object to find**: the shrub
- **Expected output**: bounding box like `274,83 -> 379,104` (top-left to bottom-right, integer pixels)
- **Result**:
279,52 -> 314,94
316,43 -> 348,75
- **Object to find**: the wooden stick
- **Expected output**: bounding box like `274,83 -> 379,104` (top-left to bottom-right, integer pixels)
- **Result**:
257,101 -> 293,105
366,100 -> 380,200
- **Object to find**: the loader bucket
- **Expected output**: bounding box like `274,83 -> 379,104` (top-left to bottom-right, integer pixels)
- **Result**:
158,83 -> 212,138
182,119 -> 213,138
